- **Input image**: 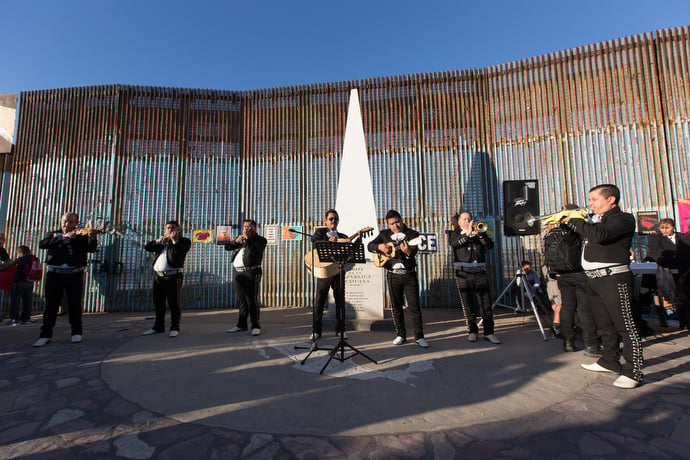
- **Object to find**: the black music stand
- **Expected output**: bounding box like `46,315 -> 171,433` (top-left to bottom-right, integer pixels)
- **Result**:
312,240 -> 377,374
293,229 -> 334,361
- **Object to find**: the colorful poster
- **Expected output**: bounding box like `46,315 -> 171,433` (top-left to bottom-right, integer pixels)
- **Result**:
192,229 -> 213,243
282,225 -> 301,241
216,225 -> 233,245
679,198 -> 690,233
637,211 -> 659,235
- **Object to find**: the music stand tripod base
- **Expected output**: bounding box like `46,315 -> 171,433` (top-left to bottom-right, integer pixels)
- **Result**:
311,241 -> 378,374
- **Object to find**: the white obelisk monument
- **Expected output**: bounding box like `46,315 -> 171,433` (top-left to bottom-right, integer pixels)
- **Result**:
335,89 -> 384,320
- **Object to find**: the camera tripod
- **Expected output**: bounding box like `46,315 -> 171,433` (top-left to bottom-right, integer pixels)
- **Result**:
491,270 -> 550,341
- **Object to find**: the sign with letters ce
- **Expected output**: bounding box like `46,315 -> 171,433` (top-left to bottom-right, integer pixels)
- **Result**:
416,233 -> 438,254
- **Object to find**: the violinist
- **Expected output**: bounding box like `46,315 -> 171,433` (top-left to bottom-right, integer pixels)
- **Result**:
33,212 -> 99,347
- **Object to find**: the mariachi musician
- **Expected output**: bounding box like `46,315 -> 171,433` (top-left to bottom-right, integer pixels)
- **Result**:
367,209 -> 428,348
33,212 -> 99,347
309,209 -> 355,340
448,210 -> 500,344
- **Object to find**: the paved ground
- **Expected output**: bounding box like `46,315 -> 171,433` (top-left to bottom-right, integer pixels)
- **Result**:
0,307 -> 689,459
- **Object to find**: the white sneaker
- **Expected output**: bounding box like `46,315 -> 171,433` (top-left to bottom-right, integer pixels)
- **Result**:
226,326 -> 246,333
169,330 -> 179,338
251,328 -> 261,336
309,332 -> 321,340
581,362 -> 615,373
141,328 -> 159,336
71,334 -> 82,343
393,336 -> 406,345
33,337 -> 50,347
335,331 -> 348,339
613,375 -> 639,389
416,338 -> 429,348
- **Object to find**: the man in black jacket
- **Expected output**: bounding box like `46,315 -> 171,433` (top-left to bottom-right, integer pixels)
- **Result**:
309,209 -> 350,340
449,210 -> 500,344
33,212 -> 98,347
565,184 -> 642,389
142,220 -> 191,338
368,210 -> 428,348
225,219 -> 267,336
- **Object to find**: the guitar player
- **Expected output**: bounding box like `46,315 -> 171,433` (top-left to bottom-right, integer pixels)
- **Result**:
310,209 -> 355,340
367,210 -> 429,348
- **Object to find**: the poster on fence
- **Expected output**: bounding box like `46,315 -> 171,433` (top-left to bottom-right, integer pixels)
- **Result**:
637,211 -> 659,235
678,199 -> 690,233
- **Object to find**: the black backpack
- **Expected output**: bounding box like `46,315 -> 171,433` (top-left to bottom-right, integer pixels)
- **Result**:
543,226 -> 582,273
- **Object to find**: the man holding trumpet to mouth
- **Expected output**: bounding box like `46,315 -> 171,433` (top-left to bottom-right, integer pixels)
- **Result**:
142,220 -> 191,338
225,219 -> 267,336
563,184 -> 641,389
449,210 -> 500,344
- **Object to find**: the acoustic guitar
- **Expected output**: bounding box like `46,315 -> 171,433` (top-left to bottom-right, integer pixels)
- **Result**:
304,226 -> 374,279
372,236 -> 423,267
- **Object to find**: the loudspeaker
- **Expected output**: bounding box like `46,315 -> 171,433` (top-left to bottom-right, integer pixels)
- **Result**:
503,180 -> 540,236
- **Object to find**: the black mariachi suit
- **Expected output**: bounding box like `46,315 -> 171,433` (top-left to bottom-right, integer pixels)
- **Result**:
38,230 -> 98,339
367,226 -> 425,341
448,228 -> 494,335
311,227 -> 348,335
225,233 -> 267,330
145,237 -> 192,332
568,207 -> 642,382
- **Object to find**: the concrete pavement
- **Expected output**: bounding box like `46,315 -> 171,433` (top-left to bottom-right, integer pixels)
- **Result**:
1,307 -> 689,459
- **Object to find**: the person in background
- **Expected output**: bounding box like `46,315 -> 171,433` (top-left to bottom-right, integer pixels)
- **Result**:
645,218 -> 680,328
0,233 -> 9,263
0,246 -> 37,325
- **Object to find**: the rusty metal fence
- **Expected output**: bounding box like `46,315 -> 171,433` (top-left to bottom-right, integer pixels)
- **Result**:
5,26 -> 689,312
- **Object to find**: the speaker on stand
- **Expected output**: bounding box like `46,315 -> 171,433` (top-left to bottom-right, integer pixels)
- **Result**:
503,180 -> 540,236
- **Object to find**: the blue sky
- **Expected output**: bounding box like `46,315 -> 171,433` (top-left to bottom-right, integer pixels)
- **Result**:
2,0 -> 689,95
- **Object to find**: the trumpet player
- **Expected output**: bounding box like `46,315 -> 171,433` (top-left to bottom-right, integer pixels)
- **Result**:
564,184 -> 641,389
33,212 -> 99,347
449,210 -> 500,344
142,220 -> 191,338
225,219 -> 267,336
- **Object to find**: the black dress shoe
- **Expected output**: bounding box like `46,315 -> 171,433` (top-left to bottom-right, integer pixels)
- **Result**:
550,324 -> 562,338
584,345 -> 602,358
563,339 -> 576,352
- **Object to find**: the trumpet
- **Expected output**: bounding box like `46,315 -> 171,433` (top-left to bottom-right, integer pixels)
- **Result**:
526,208 -> 589,227
472,221 -> 488,233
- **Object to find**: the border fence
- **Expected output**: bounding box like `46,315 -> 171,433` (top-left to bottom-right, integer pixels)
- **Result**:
4,26 -> 689,312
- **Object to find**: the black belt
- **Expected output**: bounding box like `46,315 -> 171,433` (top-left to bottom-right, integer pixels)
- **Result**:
47,266 -> 85,274
387,269 -> 414,275
236,265 -> 260,272
155,268 -> 184,277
